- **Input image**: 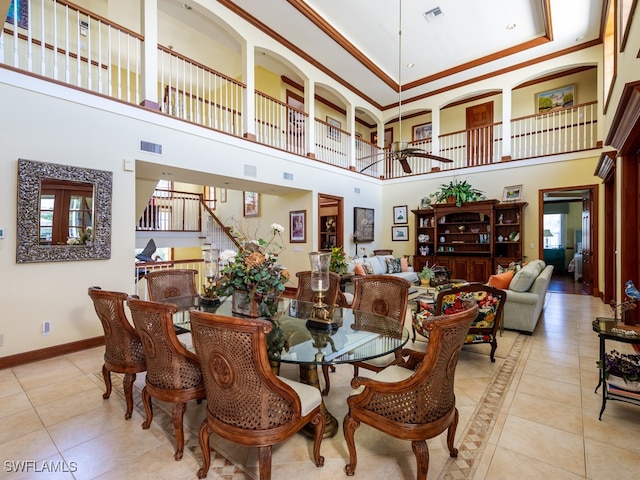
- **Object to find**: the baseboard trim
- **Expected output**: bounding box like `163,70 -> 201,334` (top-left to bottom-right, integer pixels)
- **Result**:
0,336 -> 105,369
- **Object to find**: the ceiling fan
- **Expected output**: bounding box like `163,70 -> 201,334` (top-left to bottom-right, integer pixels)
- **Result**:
360,0 -> 453,174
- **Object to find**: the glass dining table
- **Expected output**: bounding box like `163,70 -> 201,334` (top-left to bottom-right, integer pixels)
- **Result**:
162,294 -> 410,437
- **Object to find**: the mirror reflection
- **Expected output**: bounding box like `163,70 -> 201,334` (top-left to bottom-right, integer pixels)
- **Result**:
39,179 -> 94,245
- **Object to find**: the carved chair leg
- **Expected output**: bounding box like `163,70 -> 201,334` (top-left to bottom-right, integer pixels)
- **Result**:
257,445 -> 272,480
122,373 -> 136,420
321,365 -> 331,396
343,413 -> 360,476
490,340 -> 497,362
310,411 -> 326,467
101,364 -> 112,400
411,440 -> 430,480
446,408 -> 459,458
197,420 -> 212,479
141,387 -> 153,429
172,402 -> 187,460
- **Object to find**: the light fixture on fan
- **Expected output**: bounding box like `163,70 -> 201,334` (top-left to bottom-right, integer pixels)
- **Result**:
360,0 -> 452,174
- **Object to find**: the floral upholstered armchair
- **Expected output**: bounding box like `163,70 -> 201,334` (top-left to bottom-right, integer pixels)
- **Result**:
413,283 -> 507,362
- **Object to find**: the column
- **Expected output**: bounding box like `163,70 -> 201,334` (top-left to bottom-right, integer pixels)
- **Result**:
242,41 -> 256,140
304,79 -> 316,157
140,0 -> 159,109
501,87 -> 512,161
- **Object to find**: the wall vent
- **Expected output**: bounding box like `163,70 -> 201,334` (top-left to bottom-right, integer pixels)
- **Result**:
423,7 -> 443,22
140,140 -> 162,155
244,164 -> 257,177
283,172 -> 293,181
354,187 -> 360,194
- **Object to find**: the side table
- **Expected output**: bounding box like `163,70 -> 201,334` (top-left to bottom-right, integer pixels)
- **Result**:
592,317 -> 640,419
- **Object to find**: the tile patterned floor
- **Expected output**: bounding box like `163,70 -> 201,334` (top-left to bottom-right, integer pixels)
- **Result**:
2,293 -> 640,479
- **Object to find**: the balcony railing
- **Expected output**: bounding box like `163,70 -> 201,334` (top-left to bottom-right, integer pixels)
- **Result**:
2,0 -> 601,180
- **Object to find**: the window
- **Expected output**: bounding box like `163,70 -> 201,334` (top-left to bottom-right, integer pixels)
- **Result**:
543,214 -> 564,248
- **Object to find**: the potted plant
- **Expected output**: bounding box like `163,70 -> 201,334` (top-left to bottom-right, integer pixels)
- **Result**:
418,265 -> 435,286
597,349 -> 640,391
329,246 -> 349,275
431,178 -> 486,207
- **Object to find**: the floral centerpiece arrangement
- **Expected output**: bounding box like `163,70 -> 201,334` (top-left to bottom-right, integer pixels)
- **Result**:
597,349 -> 640,390
217,222 -> 290,317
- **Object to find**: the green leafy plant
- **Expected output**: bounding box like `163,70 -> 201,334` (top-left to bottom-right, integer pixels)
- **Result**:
431,178 -> 485,207
329,246 -> 348,274
418,265 -> 435,280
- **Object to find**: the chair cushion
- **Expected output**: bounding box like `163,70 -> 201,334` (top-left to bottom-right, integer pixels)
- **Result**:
350,364 -> 414,396
487,270 -> 514,289
277,375 -> 322,416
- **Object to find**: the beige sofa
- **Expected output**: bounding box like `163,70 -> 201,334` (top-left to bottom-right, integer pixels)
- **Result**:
502,259 -> 554,333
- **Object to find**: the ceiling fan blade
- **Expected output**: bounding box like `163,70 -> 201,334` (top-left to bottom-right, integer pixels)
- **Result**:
398,157 -> 412,174
409,152 -> 454,163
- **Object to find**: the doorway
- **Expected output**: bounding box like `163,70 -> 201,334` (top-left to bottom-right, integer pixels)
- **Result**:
318,194 -> 343,250
466,101 -> 493,166
539,185 -> 598,296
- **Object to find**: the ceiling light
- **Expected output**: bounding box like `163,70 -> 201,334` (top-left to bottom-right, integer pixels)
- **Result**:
407,62 -> 415,68
182,3 -> 192,10
506,23 -> 516,30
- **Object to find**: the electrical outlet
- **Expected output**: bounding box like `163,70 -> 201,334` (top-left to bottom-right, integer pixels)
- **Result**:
42,321 -> 51,336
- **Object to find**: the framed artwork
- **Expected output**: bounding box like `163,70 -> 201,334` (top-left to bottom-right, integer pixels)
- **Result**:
289,210 -> 306,243
393,205 -> 408,224
220,187 -> 227,203
412,123 -> 432,142
326,116 -> 341,141
353,207 -> 374,242
392,226 -> 409,241
502,185 -> 523,202
535,85 -> 575,113
6,0 -> 29,29
243,191 -> 260,217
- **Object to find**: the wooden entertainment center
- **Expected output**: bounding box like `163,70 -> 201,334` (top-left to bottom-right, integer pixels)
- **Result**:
412,199 -> 527,282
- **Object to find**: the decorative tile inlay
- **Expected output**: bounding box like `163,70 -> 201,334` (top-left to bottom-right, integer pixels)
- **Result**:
439,334 -> 527,480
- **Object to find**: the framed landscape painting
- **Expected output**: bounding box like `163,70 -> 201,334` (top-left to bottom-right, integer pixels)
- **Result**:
393,205 -> 408,224
535,85 -> 575,113
392,226 -> 409,241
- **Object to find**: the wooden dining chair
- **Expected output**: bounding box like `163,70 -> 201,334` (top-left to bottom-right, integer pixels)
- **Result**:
344,301 -> 479,480
349,275 -> 409,376
87,287 -> 146,420
189,309 -> 325,479
144,268 -> 198,301
295,270 -> 341,305
126,297 -> 205,460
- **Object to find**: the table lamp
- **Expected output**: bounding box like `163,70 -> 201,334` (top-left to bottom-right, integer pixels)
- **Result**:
543,229 -> 553,248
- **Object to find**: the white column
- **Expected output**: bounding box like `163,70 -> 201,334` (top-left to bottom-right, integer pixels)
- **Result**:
431,108 -> 440,155
304,79 -> 316,157
242,41 -> 255,139
347,103 -> 355,168
376,122 -> 385,148
140,0 -> 158,108
502,87 -> 512,160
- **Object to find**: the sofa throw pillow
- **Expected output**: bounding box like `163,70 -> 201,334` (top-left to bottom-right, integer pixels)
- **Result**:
400,257 -> 409,272
386,257 -> 402,274
363,262 -> 374,275
497,261 -> 522,275
354,263 -> 366,276
488,270 -> 515,289
509,265 -> 539,292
